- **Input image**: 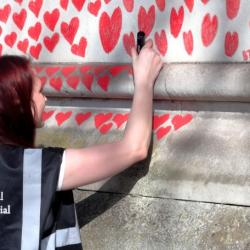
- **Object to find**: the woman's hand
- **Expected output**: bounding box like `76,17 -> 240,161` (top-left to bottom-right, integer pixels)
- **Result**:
131,39 -> 164,90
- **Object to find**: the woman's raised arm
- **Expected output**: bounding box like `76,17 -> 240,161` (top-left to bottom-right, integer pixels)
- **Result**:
60,39 -> 163,190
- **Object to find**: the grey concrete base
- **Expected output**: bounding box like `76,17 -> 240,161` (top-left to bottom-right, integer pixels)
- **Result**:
36,100 -> 250,206
73,190 -> 250,250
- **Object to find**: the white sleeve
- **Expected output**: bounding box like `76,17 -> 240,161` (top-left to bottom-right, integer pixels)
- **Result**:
56,150 -> 66,191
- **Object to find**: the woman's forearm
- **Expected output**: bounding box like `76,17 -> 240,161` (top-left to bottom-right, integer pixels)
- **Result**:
123,84 -> 154,154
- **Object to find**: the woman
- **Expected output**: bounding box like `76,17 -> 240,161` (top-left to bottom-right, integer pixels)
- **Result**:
0,39 -> 163,249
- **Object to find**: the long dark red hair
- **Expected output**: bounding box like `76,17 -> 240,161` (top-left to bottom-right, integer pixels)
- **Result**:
0,55 -> 36,148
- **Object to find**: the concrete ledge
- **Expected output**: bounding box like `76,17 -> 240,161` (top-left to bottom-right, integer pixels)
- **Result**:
35,63 -> 250,102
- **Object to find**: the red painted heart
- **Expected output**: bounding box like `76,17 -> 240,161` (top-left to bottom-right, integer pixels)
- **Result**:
61,66 -> 77,77
71,37 -> 87,57
28,22 -> 42,41
60,0 -> 69,10
4,32 -> 17,48
153,114 -> 170,130
43,33 -> 60,52
55,111 -> 72,126
80,65 -> 92,73
171,114 -> 193,130
82,73 -> 94,91
201,13 -> 218,47
201,0 -> 209,4
156,126 -> 171,140
155,0 -> 165,11
13,9 -> 27,30
0,4 -> 11,23
184,0 -> 194,12
99,7 -> 122,53
75,112 -> 92,125
123,32 -> 135,56
97,75 -> 110,91
88,0 -> 101,16
109,65 -> 129,77
95,113 -> 113,128
113,113 -> 129,128
50,77 -> 63,91
170,6 -> 184,38
17,38 -> 29,53
123,0 -> 134,12
154,30 -> 168,56
61,17 -> 79,45
46,66 -> 60,76
29,43 -> 42,59
226,0 -> 240,20
72,0 -> 86,11
138,5 -> 155,37
29,0 -> 43,18
66,75 -> 80,90
183,30 -> 193,55
225,31 -> 238,57
44,8 -> 60,31
99,123 -> 113,134
42,110 -> 55,121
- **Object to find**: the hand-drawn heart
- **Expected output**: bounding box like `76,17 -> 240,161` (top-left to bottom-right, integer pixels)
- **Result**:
97,75 -> 110,91
138,5 -> 155,37
95,113 -> 113,128
155,0 -> 165,11
113,113 -> 129,128
55,111 -> 72,126
170,6 -> 184,38
34,65 -> 43,73
104,0 -> 111,4
225,31 -> 238,57
4,32 -> 17,48
201,13 -> 218,47
13,9 -> 27,30
71,37 -> 87,57
72,0 -> 86,11
0,4 -> 11,23
109,65 -> 129,77
43,33 -> 60,52
226,0 -> 240,20
171,114 -> 193,130
99,7 -> 122,53
43,8 -> 60,31
29,0 -> 43,18
80,65 -> 92,73
15,0 -> 23,4
39,76 -> 47,87
28,22 -> 42,41
156,126 -> 171,140
29,43 -> 42,59
185,0 -> 194,12
50,77 -> 63,91
66,75 -> 80,89
17,39 -> 29,53
99,123 -> 113,134
93,65 -> 107,76
123,0 -> 134,12
46,66 -> 60,76
242,50 -> 248,61
88,0 -> 101,16
183,30 -> 193,55
153,114 -> 170,130
154,30 -> 168,56
123,32 -> 135,56
82,73 -> 94,91
201,0 -> 209,4
61,17 -> 79,44
42,110 -> 55,121
75,112 -> 92,125
61,66 -> 77,77
60,0 -> 69,10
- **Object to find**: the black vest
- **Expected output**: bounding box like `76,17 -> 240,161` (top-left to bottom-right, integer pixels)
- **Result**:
0,144 -> 83,250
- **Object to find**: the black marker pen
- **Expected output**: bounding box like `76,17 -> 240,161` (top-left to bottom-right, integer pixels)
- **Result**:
137,31 -> 145,54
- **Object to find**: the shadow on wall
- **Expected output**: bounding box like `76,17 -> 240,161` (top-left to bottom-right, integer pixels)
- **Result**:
75,133 -> 154,228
